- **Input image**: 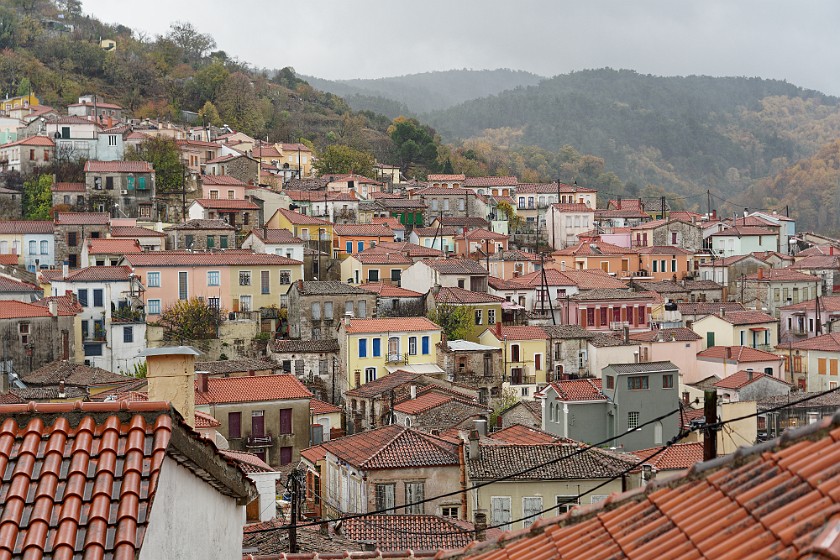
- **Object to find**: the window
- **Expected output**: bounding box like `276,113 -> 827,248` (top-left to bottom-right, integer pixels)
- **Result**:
372,338 -> 381,357
358,300 -> 366,318
534,353 -> 542,371
228,412 -> 242,439
606,375 -> 614,389
627,376 -> 649,390
261,270 -> 270,294
279,409 -> 292,434
147,272 -> 160,287
475,309 -> 483,325
556,495 -> 580,514
207,271 -> 220,286
227,190 -> 235,200
511,344 -> 521,362
147,299 -> 161,315
518,197 -> 525,209
123,326 -> 133,343
240,295 -> 251,312
368,269 -> 380,282
138,177 -> 147,190
208,297 -> 220,310
311,302 -> 321,320
391,268 -> 401,283
487,309 -> 497,325
357,241 -> 365,253
491,497 -> 511,530
662,374 -> 674,389
108,135 -> 117,146
365,367 -> 377,383
523,497 -> 543,528
441,506 -> 459,518
324,302 -> 333,320
220,236 -> 229,249
280,270 -> 291,285
28,240 -> 35,255
92,289 -> 103,307
409,336 -> 417,356
628,411 -> 640,430
207,235 -> 215,249
421,336 -> 430,355
405,482 -> 424,514
38,240 -> 48,254
68,232 -> 77,247
358,339 -> 367,358
376,484 -> 395,511
77,289 -> 88,307
239,271 -> 251,286
178,271 -> 188,300
345,301 -> 354,317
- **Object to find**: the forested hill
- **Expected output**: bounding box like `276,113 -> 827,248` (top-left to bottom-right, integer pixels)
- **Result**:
303,69 -> 545,116
423,69 -> 840,208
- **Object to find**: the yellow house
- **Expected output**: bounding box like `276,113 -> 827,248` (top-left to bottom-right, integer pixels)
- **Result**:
266,208 -> 333,246
432,286 -> 504,342
228,259 -> 305,312
337,317 -> 442,390
479,324 -> 549,392
691,309 -> 779,350
1,92 -> 39,113
340,249 -> 413,285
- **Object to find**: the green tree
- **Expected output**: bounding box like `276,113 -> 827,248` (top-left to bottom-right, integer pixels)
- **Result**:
388,116 -> 439,173
0,6 -> 19,49
216,72 -> 265,136
315,144 -> 375,177
22,174 -> 52,220
427,303 -> 474,341
198,100 -> 222,127
125,136 -> 182,194
158,298 -> 223,343
496,200 -> 523,231
489,387 -> 520,427
186,58 -> 229,108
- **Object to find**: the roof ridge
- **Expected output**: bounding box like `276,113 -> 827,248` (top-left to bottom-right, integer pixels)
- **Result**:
361,425 -> 411,469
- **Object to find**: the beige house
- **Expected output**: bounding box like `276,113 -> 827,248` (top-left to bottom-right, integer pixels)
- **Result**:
691,309 -> 779,351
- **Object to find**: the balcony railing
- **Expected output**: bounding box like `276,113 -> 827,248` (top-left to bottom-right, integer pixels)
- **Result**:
509,375 -> 536,385
246,434 -> 273,448
386,353 -> 409,364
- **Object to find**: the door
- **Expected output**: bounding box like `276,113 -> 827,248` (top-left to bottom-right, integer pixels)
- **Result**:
280,446 -> 292,465
279,408 -> 292,434
706,332 -> 715,348
251,411 -> 265,437
388,337 -> 400,361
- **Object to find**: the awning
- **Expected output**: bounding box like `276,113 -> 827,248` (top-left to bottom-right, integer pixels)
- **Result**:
750,327 -> 769,332
502,301 -> 525,310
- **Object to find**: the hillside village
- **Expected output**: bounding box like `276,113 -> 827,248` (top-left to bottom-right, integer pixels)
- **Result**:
3,43 -> 840,560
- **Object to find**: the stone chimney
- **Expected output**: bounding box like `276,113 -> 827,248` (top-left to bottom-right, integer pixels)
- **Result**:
410,384 -> 417,399
48,299 -> 58,318
473,418 -> 488,436
757,268 -> 764,280
747,368 -> 753,381
197,371 -> 209,393
474,512 -> 488,541
58,379 -> 66,398
468,429 -> 480,460
142,346 -> 200,427
495,321 -> 503,338
623,326 -> 630,344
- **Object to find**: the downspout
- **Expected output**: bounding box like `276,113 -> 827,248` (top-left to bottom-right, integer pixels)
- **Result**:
458,442 -> 468,520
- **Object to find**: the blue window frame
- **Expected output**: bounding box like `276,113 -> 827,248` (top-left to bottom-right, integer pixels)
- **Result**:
357,241 -> 364,253
93,289 -> 103,307
372,338 -> 381,357
346,241 -> 353,254
358,338 -> 367,358
421,336 -> 430,355
77,289 -> 88,307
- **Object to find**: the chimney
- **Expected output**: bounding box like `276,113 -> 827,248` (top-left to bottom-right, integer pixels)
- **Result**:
58,379 -> 66,398
62,260 -> 69,278
344,313 -> 352,327
197,371 -> 209,392
410,384 -> 417,399
468,429 -> 480,460
623,326 -> 630,344
48,299 -> 58,317
473,418 -> 488,436
720,307 -> 725,318
560,260 -> 566,271
633,351 -> 639,363
319,522 -> 328,536
495,321 -> 503,338
142,346 -> 199,427
757,268 -> 764,280
474,512 -> 488,541
747,368 -> 753,381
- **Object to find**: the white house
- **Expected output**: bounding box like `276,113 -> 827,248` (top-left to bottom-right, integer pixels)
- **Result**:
544,203 -> 596,250
241,227 -> 306,261
50,265 -> 147,374
708,226 -> 779,258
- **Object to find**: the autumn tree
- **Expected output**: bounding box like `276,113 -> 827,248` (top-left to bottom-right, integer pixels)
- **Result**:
158,298 -> 223,343
216,72 -> 265,136
315,144 -> 375,177
165,21 -> 216,66
125,137 -> 183,194
427,303 -> 474,341
22,173 -> 52,220
198,100 -> 222,127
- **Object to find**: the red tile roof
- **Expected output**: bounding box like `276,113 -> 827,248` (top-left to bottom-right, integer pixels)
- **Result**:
344,317 -> 440,334
393,391 -> 453,415
300,444 -> 328,465
434,286 -> 504,305
123,251 -> 302,267
194,409 -> 221,428
251,228 -> 304,244
714,370 -> 791,389
193,198 -> 259,210
61,265 -> 134,282
635,245 -> 693,255
341,515 -> 477,552
446,414 -> 840,560
427,174 -> 466,181
357,282 -> 424,297
84,160 -> 153,173
327,173 -> 383,186
31,294 -> 83,315
789,332 -> 840,352
218,449 -> 275,473
371,216 -> 404,230
272,207 -> 332,226
484,325 -> 548,341
0,220 -> 54,234
460,228 -> 508,241
0,401 -> 253,560
195,374 -> 312,404
517,182 -> 595,194
550,202 -> 594,212
51,181 -> 85,192
713,309 -> 778,325
110,225 -> 166,238
21,360 -> 131,387
628,328 -> 702,342
629,442 -> 704,471
375,241 -> 445,258
54,211 -> 110,225
201,175 -> 247,186
488,424 -> 567,445
333,223 -> 394,237
0,135 -> 55,148
745,268 -> 821,282
354,250 -> 413,265
422,258 -> 489,275
0,300 -> 78,319
85,237 -> 142,254
0,276 -> 39,292
310,399 -> 341,415
319,424 -> 460,470
463,176 -> 518,187
512,268 -> 627,290
546,378 -> 606,401
697,346 -> 783,362
553,241 -> 633,256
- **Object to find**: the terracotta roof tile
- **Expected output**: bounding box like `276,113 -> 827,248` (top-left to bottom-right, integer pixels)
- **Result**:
123,251 -> 301,267
463,176 -> 518,187
393,391 -> 454,415
310,399 -> 341,415
341,515 -> 477,551
435,216 -> 490,229
678,301 -> 746,315
630,442 -> 704,471
84,160 -> 153,173
546,378 -> 606,401
193,198 -> 259,210
85,237 -> 142,254
195,374 -> 312,405
164,218 -> 235,231
272,207 -> 332,226
714,370 -> 791,389
344,317 -> 440,334
110,225 -> 166,238
21,360 -> 132,387
30,295 -> 83,315
0,301 -> 77,319
345,370 -> 423,398
0,135 -> 55,148
319,424 -> 459,470
54,212 -> 110,225
423,258 -> 489,275
745,268 -> 821,282
218,449 -> 275,473
427,174 -> 466,181
201,175 -> 247,186
251,228 -> 304,244
51,181 -> 85,192
271,339 -> 340,354
697,346 -> 783,362
0,276 -> 39,292
516,182 -> 594,193
61,265 -> 134,282
435,286 -> 504,304
488,424 -> 568,445
354,250 -> 413,265
485,325 -> 548,341
710,310 -> 777,325
790,332 -> 840,352
357,282 -> 423,297
194,409 -> 221,428
194,358 -> 275,375
628,328 -> 702,342
553,241 -> 633,256
374,241 -> 444,258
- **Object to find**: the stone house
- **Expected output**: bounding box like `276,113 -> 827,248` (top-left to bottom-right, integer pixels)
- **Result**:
740,267 -> 822,318
713,369 -> 792,403
268,339 -> 340,401
499,400 -> 542,429
0,300 -> 80,376
188,198 -> 260,234
164,218 -> 235,251
203,152 -> 260,185
357,282 -> 426,317
51,182 -> 87,209
53,211 -> 110,268
541,325 -> 595,381
631,279 -> 725,304
0,135 -> 55,175
285,280 -> 377,340
429,286 -> 504,342
195,373 -> 313,467
84,160 -> 156,219
316,424 -> 464,519
436,339 -> 504,404
409,186 -> 486,224
631,218 -> 704,252
392,387 -> 489,432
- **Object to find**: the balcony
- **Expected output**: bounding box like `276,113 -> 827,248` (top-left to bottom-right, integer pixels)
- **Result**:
610,321 -> 630,330
246,434 -> 273,448
386,353 -> 409,364
508,375 -> 536,385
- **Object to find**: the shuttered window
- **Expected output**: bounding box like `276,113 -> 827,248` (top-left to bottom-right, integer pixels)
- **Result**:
523,497 -> 543,527
178,271 -> 188,300
491,497 -> 511,530
261,270 -> 270,294
279,409 -> 292,434
376,484 -> 395,511
405,482 -> 424,514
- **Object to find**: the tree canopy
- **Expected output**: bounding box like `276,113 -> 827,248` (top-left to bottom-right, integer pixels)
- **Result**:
314,144 -> 375,177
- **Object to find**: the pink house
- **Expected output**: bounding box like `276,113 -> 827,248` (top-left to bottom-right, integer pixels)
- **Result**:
696,346 -> 786,382
629,328 -> 703,384
560,289 -> 655,332
201,175 -> 248,200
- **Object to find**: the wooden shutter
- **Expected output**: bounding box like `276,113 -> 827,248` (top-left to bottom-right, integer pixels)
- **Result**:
228,412 -> 241,439
279,408 -> 293,434
523,497 -> 543,527
491,497 -> 511,529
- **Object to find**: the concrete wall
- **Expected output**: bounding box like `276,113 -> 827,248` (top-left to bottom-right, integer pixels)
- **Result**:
542,397 -> 609,444
138,459 -> 244,560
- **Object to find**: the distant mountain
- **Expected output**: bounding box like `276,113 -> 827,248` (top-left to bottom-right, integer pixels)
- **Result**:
423,69 -> 840,207
303,69 -> 545,116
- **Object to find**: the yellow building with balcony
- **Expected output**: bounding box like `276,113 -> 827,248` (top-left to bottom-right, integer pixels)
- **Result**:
479,324 -> 549,396
337,317 -> 442,390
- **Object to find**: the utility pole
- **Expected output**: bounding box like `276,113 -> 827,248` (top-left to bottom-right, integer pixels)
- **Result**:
288,468 -> 300,553
539,253 -> 556,325
703,389 -> 718,461
485,237 -> 490,273
707,190 -> 712,219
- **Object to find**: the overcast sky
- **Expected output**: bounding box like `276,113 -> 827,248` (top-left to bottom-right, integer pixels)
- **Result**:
82,0 -> 840,95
